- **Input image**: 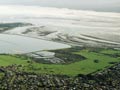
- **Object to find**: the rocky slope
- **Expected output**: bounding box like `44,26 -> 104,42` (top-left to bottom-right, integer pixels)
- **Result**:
0,63 -> 120,90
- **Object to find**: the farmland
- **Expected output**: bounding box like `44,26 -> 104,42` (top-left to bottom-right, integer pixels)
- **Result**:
0,47 -> 120,76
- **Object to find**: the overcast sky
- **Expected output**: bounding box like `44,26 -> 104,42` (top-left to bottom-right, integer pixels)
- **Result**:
0,0 -> 120,12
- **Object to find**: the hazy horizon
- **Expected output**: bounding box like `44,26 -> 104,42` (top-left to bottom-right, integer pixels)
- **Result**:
0,0 -> 120,12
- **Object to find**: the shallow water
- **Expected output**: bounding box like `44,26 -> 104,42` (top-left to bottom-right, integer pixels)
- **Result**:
0,34 -> 70,54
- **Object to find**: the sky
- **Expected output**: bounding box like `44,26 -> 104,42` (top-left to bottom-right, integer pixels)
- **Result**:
0,0 -> 120,12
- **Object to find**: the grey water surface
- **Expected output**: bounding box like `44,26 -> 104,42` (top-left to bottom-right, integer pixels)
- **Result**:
0,34 -> 70,54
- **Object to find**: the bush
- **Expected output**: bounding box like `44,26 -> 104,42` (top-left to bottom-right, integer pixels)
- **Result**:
94,60 -> 99,63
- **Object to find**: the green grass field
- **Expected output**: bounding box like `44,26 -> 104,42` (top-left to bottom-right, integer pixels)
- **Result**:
0,48 -> 120,76
0,55 -> 29,66
100,49 -> 120,55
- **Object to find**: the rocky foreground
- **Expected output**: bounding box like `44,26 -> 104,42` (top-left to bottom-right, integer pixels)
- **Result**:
0,63 -> 120,90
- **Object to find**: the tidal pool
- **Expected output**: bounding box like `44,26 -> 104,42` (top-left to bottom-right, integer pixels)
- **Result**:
0,34 -> 70,54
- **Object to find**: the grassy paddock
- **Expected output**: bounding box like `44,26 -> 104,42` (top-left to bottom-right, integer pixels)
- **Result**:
0,47 -> 120,76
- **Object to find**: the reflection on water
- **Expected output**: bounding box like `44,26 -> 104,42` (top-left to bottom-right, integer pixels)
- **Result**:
0,34 -> 70,54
